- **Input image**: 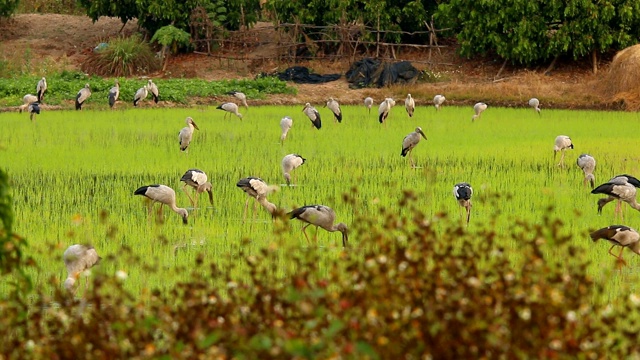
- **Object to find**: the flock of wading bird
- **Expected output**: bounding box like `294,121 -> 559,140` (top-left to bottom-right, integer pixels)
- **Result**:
22,78 -> 637,291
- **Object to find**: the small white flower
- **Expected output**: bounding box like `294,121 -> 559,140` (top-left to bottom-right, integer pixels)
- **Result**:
566,311 -> 577,323
115,270 -> 128,280
519,308 -> 531,321
629,293 -> 640,306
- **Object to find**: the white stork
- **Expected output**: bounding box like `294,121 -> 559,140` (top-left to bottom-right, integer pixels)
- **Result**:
433,94 -> 446,111
288,205 -> 348,247
303,103 -> 321,129
217,102 -> 243,120
401,127 -> 427,168
75,83 -> 91,110
134,184 -> 189,224
471,102 -> 487,121
180,169 -> 213,208
63,244 -> 101,292
282,154 -> 306,186
529,98 -> 541,115
28,102 -> 40,121
108,79 -> 120,108
592,175 -> 640,219
405,94 -> 415,117
453,182 -> 473,225
553,135 -> 574,167
280,116 -> 293,143
378,98 -> 395,125
576,154 -> 596,189
36,77 -> 47,103
227,91 -> 248,109
178,117 -> 199,152
236,177 -> 278,220
19,94 -> 38,113
364,97 -> 374,114
326,97 -> 342,123
133,84 -> 148,107
590,225 -> 640,266
147,79 -> 159,103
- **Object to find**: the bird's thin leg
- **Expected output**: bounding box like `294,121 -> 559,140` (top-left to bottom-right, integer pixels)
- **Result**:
466,206 -> 471,225
301,223 -> 312,245
253,200 -> 258,221
243,198 -> 249,222
557,150 -> 565,167
193,193 -> 199,210
608,245 -> 618,258
314,226 -> 319,245
182,186 -> 196,208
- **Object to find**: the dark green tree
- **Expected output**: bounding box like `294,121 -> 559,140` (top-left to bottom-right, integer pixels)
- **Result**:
0,0 -> 19,18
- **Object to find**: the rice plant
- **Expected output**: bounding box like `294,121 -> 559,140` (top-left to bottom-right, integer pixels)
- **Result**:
1,104 -> 640,298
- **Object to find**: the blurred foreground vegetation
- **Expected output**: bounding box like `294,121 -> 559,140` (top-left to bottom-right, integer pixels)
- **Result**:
1,170 -> 639,358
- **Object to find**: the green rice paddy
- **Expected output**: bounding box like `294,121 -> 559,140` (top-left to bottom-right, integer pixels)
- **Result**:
2,103 -> 640,299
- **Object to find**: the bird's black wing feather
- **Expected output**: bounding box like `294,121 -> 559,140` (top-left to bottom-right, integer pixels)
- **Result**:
288,205 -> 313,219
591,183 -> 616,196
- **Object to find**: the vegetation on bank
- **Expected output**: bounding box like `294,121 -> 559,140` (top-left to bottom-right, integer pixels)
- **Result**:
0,71 -> 296,107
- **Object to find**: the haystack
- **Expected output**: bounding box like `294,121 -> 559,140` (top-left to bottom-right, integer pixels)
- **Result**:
601,44 -> 640,110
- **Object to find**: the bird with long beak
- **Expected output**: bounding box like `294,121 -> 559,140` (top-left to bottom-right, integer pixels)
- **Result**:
401,127 -> 428,168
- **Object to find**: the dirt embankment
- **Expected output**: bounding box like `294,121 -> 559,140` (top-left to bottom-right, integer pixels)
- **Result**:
0,14 -> 619,110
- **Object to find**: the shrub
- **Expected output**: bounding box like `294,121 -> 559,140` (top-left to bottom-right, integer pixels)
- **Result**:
0,191 -> 638,358
81,35 -> 160,77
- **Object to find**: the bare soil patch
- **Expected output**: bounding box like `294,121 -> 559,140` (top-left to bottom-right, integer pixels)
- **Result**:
0,14 -> 619,110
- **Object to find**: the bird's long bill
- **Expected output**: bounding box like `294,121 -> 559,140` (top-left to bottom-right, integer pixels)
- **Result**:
419,130 -> 427,140
192,121 -> 200,130
182,215 -> 188,225
207,190 -> 214,205
342,232 -> 348,248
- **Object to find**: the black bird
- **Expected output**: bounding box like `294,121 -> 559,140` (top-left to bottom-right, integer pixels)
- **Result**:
28,102 -> 40,121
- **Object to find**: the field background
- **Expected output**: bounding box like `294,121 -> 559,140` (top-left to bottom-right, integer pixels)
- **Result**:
2,103 -> 640,300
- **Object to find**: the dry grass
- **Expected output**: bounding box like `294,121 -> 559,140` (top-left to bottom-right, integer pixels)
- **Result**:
600,44 -> 640,110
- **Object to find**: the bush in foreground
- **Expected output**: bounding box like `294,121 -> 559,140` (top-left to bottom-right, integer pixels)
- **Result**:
0,185 -> 639,358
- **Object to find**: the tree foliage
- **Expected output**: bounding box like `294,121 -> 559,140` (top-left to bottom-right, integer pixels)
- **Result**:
0,0 -> 19,18
77,0 -> 260,36
436,0 -> 640,65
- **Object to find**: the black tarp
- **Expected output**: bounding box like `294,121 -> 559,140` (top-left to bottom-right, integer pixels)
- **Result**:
346,58 -> 420,88
276,66 -> 342,84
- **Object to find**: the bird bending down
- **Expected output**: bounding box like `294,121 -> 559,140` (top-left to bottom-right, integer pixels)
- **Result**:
282,154 -> 306,185
288,205 -> 348,247
133,84 -> 148,107
134,184 -> 189,224
529,98 -> 541,115
37,77 -> 47,103
178,117 -> 199,152
147,79 -> 159,103
236,177 -> 279,220
471,102 -> 487,121
303,103 -> 321,129
378,98 -> 395,125
433,94 -> 445,111
401,127 -> 427,168
108,79 -> 120,108
180,169 -> 213,209
63,244 -> 101,292
576,154 -> 596,189
217,102 -> 243,120
405,94 -> 415,117
553,135 -> 574,167
75,83 -> 91,110
592,175 -> 640,219
19,94 -> 38,113
28,102 -> 40,121
280,116 -> 293,143
453,182 -> 473,225
227,91 -> 248,109
326,97 -> 342,123
590,225 -> 640,266
364,97 -> 374,114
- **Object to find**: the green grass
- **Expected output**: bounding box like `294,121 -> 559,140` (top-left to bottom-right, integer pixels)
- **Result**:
2,104 -> 640,300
